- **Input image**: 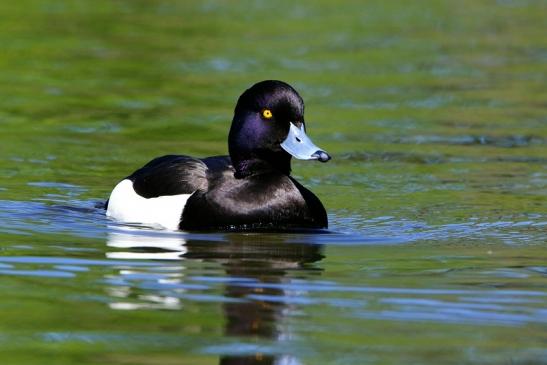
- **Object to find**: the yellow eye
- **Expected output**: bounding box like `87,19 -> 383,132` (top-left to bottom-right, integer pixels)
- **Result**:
262,109 -> 273,119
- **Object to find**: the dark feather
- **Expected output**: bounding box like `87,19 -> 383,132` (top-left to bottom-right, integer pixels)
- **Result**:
180,171 -> 327,231
127,155 -> 208,198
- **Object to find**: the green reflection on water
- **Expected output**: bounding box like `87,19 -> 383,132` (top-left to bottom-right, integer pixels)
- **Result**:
0,0 -> 546,364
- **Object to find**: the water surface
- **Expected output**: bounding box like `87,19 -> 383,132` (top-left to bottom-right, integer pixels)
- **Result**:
0,1 -> 546,364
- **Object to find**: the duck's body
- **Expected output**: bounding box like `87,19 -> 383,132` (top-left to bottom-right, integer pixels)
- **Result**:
106,81 -> 330,231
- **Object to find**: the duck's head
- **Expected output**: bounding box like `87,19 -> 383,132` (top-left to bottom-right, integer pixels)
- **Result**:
229,80 -> 331,178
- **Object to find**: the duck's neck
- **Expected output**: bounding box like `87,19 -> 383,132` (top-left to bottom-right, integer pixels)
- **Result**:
232,153 -> 291,179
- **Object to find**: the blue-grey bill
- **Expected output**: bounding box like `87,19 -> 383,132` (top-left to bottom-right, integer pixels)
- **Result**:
280,123 -> 331,162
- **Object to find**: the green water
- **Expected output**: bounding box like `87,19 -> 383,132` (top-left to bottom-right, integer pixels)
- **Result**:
1,0 -> 546,364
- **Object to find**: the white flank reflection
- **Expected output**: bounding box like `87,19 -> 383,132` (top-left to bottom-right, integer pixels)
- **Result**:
105,225 -> 188,310
106,225 -> 187,260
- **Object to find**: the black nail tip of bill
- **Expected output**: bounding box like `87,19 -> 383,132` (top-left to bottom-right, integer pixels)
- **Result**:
312,150 -> 331,162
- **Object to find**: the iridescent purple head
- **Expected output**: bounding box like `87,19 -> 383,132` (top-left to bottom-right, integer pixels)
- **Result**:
228,80 -> 330,178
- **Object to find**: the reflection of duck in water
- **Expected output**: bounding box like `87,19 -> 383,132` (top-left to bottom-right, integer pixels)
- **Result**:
106,80 -> 330,231
106,227 -> 324,365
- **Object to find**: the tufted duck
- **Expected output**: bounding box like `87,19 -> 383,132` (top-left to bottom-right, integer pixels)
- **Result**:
106,80 -> 331,231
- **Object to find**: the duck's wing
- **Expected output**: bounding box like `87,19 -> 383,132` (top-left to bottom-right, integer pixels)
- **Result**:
127,155 -> 209,198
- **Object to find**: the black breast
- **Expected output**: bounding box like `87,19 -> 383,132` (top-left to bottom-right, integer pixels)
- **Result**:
180,172 -> 327,231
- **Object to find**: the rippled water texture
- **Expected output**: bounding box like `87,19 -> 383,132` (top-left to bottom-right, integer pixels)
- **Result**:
1,1 -> 546,364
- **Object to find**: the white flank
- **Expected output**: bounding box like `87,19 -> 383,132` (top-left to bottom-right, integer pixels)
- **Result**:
106,179 -> 192,230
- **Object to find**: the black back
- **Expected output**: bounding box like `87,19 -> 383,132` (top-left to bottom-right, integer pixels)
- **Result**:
127,155 -> 208,198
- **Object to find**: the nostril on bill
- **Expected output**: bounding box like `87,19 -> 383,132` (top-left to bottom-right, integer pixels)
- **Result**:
296,137 -> 301,142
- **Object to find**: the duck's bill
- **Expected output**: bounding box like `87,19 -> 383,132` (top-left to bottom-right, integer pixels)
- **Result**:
281,123 -> 331,162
